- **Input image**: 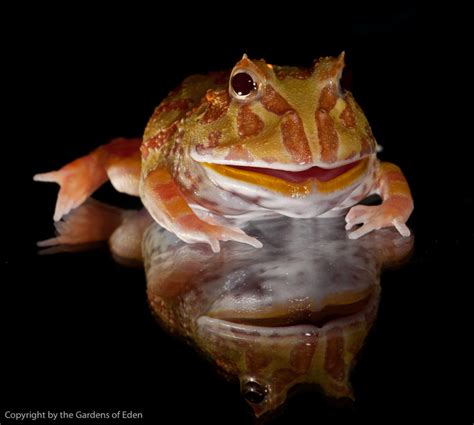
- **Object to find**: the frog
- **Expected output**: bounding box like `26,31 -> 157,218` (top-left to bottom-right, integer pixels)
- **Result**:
34,53 -> 414,253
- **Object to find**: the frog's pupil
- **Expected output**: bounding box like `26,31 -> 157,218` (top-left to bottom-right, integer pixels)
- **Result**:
231,72 -> 257,96
242,381 -> 266,404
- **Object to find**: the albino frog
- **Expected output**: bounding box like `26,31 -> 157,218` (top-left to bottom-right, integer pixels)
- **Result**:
34,54 -> 413,252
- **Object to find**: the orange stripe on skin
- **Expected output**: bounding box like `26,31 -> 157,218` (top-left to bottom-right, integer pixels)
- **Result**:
261,85 -> 292,115
340,102 -> 356,128
319,84 -> 338,111
376,195 -> 414,219
378,162 -> 403,173
203,158 -> 369,196
280,112 -> 312,164
203,162 -> 313,197
153,181 -> 180,201
376,162 -> 412,198
383,171 -> 408,183
380,181 -> 411,198
146,167 -> 195,220
237,104 -> 264,139
146,167 -> 173,184
163,196 -> 192,218
316,109 -> 339,164
373,161 -> 414,220
176,213 -> 208,231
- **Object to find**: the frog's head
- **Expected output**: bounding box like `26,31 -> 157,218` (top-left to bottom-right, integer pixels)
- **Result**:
190,53 -> 376,198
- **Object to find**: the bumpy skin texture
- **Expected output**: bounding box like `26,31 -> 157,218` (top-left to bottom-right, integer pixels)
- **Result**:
34,54 -> 413,252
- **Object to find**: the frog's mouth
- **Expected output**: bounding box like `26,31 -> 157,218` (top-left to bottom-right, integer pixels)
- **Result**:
201,158 -> 369,195
198,286 -> 378,338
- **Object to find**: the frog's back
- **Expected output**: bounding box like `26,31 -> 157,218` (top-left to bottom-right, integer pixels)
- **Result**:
141,71 -> 229,159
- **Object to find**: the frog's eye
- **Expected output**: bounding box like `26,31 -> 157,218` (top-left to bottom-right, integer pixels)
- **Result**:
242,380 -> 267,405
229,70 -> 261,101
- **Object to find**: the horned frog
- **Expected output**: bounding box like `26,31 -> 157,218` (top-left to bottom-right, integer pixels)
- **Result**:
34,53 -> 413,252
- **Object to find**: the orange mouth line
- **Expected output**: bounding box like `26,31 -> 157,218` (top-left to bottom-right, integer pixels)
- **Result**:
203,158 -> 369,196
228,160 -> 362,183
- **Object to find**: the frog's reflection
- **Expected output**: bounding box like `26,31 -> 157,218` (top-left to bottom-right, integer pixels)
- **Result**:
145,216 -> 413,417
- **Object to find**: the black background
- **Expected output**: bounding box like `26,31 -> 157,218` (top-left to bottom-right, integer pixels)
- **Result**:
1,3 -> 468,424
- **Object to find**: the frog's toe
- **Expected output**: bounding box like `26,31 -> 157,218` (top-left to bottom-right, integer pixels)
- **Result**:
393,218 -> 411,237
34,169 -> 83,220
217,227 -> 263,249
53,185 -> 86,221
35,154 -> 109,221
344,205 -> 373,230
346,205 -> 385,239
345,204 -> 411,239
347,221 -> 378,239
33,170 -> 60,183
180,222 -> 262,253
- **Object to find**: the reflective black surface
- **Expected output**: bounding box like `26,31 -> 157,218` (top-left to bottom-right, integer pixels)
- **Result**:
144,216 -> 412,417
2,5 -> 467,424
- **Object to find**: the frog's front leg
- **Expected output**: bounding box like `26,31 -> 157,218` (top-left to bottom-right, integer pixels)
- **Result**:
345,161 -> 414,239
141,167 -> 262,253
34,138 -> 141,221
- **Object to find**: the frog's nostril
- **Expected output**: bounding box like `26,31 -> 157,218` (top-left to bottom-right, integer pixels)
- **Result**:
242,380 -> 267,405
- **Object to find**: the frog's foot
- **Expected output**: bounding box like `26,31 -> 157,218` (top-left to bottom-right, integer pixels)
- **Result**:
175,215 -> 263,253
37,199 -> 124,247
33,155 -> 107,221
141,166 -> 262,253
345,202 -> 411,239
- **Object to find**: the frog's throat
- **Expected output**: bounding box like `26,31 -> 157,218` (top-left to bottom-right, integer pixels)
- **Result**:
202,158 -> 369,196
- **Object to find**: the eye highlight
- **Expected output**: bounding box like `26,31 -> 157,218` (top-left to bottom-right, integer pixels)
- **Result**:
229,70 -> 262,101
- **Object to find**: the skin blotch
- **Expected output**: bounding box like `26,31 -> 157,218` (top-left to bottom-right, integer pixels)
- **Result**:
319,84 -> 339,111
324,327 -> 345,382
225,145 -> 254,162
289,338 -> 318,374
340,100 -> 357,129
316,109 -> 339,164
141,124 -> 177,158
245,349 -> 273,372
261,85 -> 292,115
237,105 -> 264,139
280,112 -> 313,164
200,89 -> 230,124
195,130 -> 222,155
